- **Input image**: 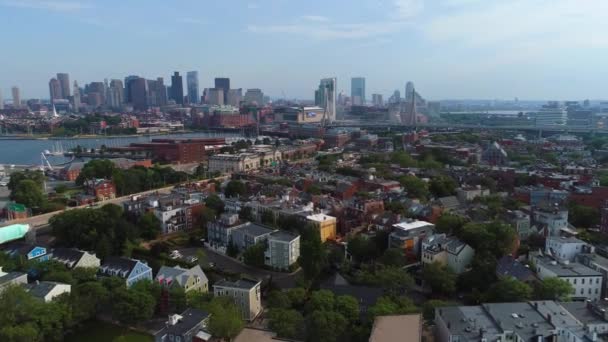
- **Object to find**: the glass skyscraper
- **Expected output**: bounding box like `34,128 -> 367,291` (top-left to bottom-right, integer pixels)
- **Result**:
351,77 -> 366,106
187,71 -> 199,104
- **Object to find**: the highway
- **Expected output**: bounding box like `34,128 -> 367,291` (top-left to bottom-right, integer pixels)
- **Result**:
0,185 -> 176,229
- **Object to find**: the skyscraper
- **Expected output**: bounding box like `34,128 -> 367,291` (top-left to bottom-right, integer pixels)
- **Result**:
124,75 -> 139,103
57,73 -> 70,99
351,77 -> 366,106
0,89 -> 4,110
372,94 -> 383,107
207,88 -> 224,106
171,72 -> 184,105
49,78 -> 62,102
109,79 -> 124,108
405,81 -> 415,101
314,78 -> 337,123
130,77 -> 148,111
88,82 -> 106,105
12,86 -> 21,108
186,71 -> 199,104
244,89 -> 264,105
214,78 -> 230,103
226,88 -> 242,107
73,81 -> 81,112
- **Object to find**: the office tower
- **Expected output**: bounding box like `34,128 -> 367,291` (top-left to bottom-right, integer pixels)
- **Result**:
88,82 -> 106,105
372,94 -> 383,107
171,72 -> 184,105
49,78 -> 62,102
73,81 -> 81,112
87,92 -> 102,107
124,75 -> 139,103
0,89 -> 3,110
314,78 -> 337,123
244,89 -> 264,105
214,78 -> 230,102
146,78 -> 167,107
351,77 -> 366,106
108,79 -> 124,108
57,73 -> 70,99
207,88 -> 224,106
389,90 -> 401,104
130,77 -> 148,110
536,101 -> 566,126
186,71 -> 199,104
12,86 -> 20,108
226,88 -> 242,107
405,81 -> 415,101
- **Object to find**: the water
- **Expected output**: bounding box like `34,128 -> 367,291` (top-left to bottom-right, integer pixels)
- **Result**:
0,132 -> 241,166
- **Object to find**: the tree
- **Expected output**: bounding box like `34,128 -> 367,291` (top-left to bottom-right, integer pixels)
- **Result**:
286,287 -> 307,309
398,175 -> 429,199
268,308 -> 304,339
390,151 -> 417,167
376,267 -> 414,295
267,290 -> 292,309
224,180 -> 246,198
137,212 -> 161,240
205,194 -> 225,214
207,297 -> 245,340
71,281 -> 109,322
308,290 -> 335,312
8,170 -> 45,193
368,296 -> 418,319
169,286 -> 187,313
484,277 -> 532,302
429,175 -> 457,198
569,203 -> 600,228
422,300 -> 452,323
243,243 -> 267,268
422,262 -> 457,295
347,235 -> 376,263
435,214 -> 468,235
13,179 -> 46,210
535,277 -> 573,301
298,228 -> 327,280
76,159 -> 116,186
226,241 -> 239,258
379,248 -> 406,267
335,295 -> 360,322
306,310 -> 347,342
112,287 -> 156,324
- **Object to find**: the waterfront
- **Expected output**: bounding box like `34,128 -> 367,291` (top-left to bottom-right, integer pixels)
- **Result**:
0,131 -> 240,166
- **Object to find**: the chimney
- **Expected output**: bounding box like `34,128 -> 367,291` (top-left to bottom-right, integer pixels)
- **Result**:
546,313 -> 552,324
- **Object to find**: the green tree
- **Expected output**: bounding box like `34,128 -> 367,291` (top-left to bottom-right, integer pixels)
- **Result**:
205,194 -> 225,214
268,308 -> 304,339
569,203 -> 600,228
224,180 -> 247,198
368,296 -> 418,319
13,179 -> 46,210
138,212 -> 161,240
347,235 -> 376,263
76,159 -> 116,186
207,297 -> 245,341
8,170 -> 45,193
267,290 -> 292,309
286,287 -> 307,309
298,227 -> 327,280
379,248 -> 406,267
243,242 -> 267,268
308,290 -> 335,312
485,277 -> 532,302
398,175 -> 429,200
429,175 -> 457,197
335,295 -> 360,322
306,310 -> 347,342
390,151 -> 417,167
435,214 -> 468,235
376,267 -> 414,295
71,281 -> 110,322
112,287 -> 156,324
422,262 -> 457,295
169,286 -> 187,313
535,277 -> 573,301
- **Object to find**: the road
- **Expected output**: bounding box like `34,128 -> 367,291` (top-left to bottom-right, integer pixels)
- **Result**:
0,184 -> 176,229
179,246 -> 301,288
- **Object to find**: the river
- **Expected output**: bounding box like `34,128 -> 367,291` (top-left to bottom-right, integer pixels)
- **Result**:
0,132 -> 241,166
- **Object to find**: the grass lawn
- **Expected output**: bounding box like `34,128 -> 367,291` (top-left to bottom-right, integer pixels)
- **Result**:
65,320 -> 153,342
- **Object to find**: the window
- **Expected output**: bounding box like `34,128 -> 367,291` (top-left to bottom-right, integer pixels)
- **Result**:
582,278 -> 585,285
574,279 -> 577,285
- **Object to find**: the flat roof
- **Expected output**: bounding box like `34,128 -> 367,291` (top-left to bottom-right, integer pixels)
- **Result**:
533,253 -> 602,277
393,220 -> 434,231
369,314 -> 421,342
306,213 -> 336,222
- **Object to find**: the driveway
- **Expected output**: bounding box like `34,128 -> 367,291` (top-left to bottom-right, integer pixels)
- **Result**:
178,246 -> 300,288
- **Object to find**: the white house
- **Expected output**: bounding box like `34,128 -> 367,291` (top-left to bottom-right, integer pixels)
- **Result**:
545,236 -> 591,262
421,234 -> 475,274
264,231 -> 300,270
25,281 -> 71,302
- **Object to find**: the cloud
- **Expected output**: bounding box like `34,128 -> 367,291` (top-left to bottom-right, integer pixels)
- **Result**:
0,0 -> 91,12
301,15 -> 330,22
177,17 -> 204,25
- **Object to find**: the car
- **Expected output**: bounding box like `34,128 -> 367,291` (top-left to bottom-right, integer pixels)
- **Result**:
186,256 -> 198,263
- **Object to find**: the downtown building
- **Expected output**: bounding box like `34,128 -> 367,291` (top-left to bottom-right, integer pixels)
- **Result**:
186,71 -> 199,104
351,77 -> 366,106
314,77 -> 337,123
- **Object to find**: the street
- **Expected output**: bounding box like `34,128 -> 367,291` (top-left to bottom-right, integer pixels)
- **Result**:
178,246 -> 301,288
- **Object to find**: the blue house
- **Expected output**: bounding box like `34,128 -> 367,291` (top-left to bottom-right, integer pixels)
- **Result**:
99,257 -> 153,288
6,244 -> 50,262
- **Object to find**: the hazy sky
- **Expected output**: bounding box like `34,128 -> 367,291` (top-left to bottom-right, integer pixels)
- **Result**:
1,0 -> 607,101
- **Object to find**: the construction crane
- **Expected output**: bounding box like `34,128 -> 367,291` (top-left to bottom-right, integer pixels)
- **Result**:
40,152 -> 53,172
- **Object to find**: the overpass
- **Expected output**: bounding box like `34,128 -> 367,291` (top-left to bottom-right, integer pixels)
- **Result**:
326,121 -> 608,135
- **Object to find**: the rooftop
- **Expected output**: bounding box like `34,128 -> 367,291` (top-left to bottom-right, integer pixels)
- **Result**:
393,220 -> 434,231
214,278 -> 260,290
306,213 -> 336,222
369,314 -> 422,342
235,223 -> 275,237
268,230 -> 299,243
532,253 -> 601,277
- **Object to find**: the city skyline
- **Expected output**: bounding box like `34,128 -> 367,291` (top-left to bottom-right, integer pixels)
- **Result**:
0,0 -> 607,100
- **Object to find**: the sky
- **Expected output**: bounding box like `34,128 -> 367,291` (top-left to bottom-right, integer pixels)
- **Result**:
1,0 -> 608,101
